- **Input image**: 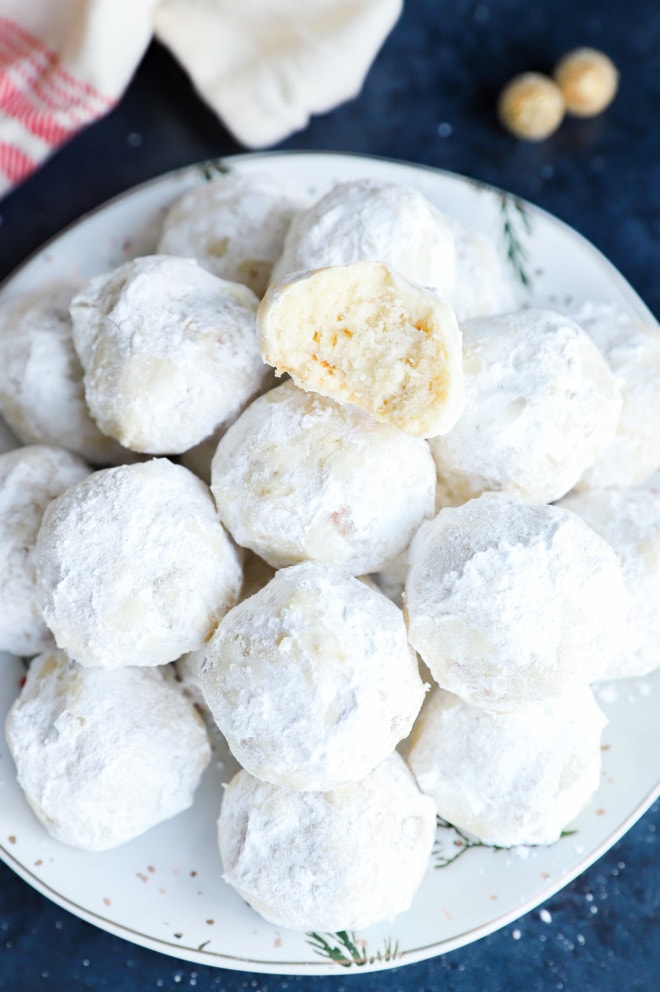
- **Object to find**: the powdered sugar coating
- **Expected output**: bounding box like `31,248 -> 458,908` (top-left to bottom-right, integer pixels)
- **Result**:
448,221 -> 517,321
558,487 -> 660,679
157,171 -> 310,297
405,492 -> 628,711
211,380 -> 437,573
5,649 -> 210,851
218,753 -> 436,931
407,686 -> 606,846
201,561 -> 426,791
0,284 -> 132,466
270,178 -> 457,298
70,255 -> 269,454
0,445 -> 90,656
34,459 -> 242,668
428,309 -> 622,503
566,302 -> 660,488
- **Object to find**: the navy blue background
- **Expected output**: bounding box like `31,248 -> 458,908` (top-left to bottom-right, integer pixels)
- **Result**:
0,1 -> 658,988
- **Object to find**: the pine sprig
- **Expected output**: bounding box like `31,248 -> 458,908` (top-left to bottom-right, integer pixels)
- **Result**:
434,816 -> 580,868
433,816 -> 507,868
305,930 -> 401,968
499,194 -> 533,289
198,158 -> 232,182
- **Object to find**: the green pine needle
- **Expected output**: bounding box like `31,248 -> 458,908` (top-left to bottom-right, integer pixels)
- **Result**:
306,930 -> 401,968
499,194 -> 533,289
198,158 -> 232,182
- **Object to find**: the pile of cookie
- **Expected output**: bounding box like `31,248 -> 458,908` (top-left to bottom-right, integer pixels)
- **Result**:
1,170 -> 659,932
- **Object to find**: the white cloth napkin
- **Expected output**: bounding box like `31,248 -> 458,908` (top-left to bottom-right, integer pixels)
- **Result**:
0,0 -> 401,199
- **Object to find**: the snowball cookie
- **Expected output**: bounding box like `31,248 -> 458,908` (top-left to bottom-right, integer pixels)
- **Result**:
447,221 -> 517,322
407,685 -> 606,847
218,752 -> 436,931
258,261 -> 464,438
0,284 -> 132,466
211,380 -> 436,572
157,171 -> 310,297
34,459 -> 242,668
428,308 -> 622,504
5,649 -> 210,850
565,302 -> 660,488
0,445 -> 90,657
270,177 -> 457,298
558,488 -> 660,679
200,561 -> 426,791
404,492 -> 627,711
70,255 -> 269,454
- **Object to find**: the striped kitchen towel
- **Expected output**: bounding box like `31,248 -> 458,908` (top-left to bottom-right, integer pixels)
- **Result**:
0,0 -> 401,199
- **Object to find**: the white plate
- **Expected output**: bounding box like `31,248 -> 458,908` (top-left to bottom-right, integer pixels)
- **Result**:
0,151 -> 658,975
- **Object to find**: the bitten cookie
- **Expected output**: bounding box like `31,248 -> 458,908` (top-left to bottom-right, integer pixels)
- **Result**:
404,492 -> 627,710
5,649 -> 210,850
70,255 -> 269,454
407,685 -> 606,846
210,380 -> 436,573
270,177 -> 457,297
0,445 -> 90,657
558,487 -> 660,679
34,459 -> 242,668
258,261 -> 464,438
218,753 -> 436,930
157,171 -> 310,297
428,308 -> 622,503
200,561 -> 425,791
0,284 -> 131,466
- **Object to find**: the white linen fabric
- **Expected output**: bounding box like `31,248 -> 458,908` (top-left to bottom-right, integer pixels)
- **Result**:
0,0 -> 401,197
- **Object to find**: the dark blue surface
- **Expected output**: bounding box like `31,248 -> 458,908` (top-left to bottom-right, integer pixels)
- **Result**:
1,1 -> 659,989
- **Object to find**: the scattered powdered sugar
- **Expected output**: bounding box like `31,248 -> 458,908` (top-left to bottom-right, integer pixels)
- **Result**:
594,678 -> 653,706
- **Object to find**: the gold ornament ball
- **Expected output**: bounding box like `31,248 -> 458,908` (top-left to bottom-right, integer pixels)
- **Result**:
498,72 -> 565,141
554,47 -> 619,117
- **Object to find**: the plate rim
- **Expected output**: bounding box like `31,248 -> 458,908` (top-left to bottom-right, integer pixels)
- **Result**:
1,781 -> 658,974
